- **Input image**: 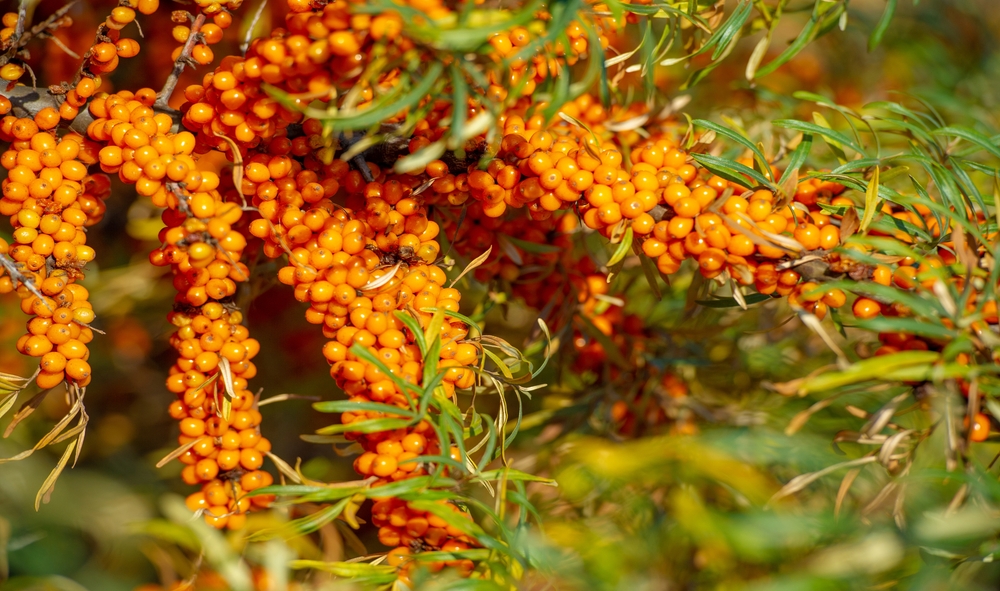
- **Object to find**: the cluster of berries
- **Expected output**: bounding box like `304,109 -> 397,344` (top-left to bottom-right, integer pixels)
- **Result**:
0,120 -> 104,389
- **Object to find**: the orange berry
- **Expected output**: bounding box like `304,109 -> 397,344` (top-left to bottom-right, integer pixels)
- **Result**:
852,297 -> 882,320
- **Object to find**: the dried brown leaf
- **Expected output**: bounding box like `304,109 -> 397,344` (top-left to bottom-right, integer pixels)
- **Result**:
214,133 -> 246,206
839,207 -> 859,242
156,438 -> 200,469
4,386 -> 55,438
835,467 -> 862,517
35,438 -> 77,511
769,456 -> 877,504
265,451 -> 303,484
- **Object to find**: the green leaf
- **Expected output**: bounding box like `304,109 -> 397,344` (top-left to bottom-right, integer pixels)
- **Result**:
248,497 -> 351,542
576,314 -> 629,370
422,310 -> 444,387
431,0 -> 540,52
773,119 -> 864,156
812,112 -> 849,163
349,343 -> 421,401
268,62 -> 443,132
867,0 -> 897,52
690,153 -> 776,190
709,1 -> 753,60
791,351 -> 941,395
502,235 -> 563,254
694,119 -> 773,181
423,308 -> 483,337
932,126 -> 1000,160
853,316 -> 956,341
315,417 -> 412,436
404,499 -> 487,539
786,133 -> 813,175
248,485 -> 333,498
697,293 -> 772,308
473,468 -> 557,484
395,140 -> 446,174
312,399 -> 416,418
447,64 -> 467,151
819,279 -> 946,320
363,475 -> 458,499
754,6 -> 820,78
393,310 -> 428,355
288,560 -> 395,582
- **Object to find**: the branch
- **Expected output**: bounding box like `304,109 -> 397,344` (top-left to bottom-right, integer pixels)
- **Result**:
1,84 -> 183,134
0,252 -> 47,303
13,0 -> 27,44
241,0 -> 268,56
349,133 -> 488,176
156,13 -> 206,109
1,1 -> 78,65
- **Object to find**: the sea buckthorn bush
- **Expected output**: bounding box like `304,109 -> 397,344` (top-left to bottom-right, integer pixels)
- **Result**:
1,0 -> 1000,589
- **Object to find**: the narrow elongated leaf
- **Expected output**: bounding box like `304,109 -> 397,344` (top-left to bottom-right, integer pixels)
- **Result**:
606,227 -> 633,267
771,457 -> 878,502
349,343 -> 421,400
754,8 -> 820,78
791,351 -> 940,395
404,499 -> 487,539
473,468 -> 557,484
249,497 -> 351,541
812,112 -> 849,163
395,140 -> 446,174
745,33 -> 771,81
690,153 -> 776,190
449,247 -> 493,288
694,119 -> 773,180
708,0 -> 753,61
394,310 -> 428,356
288,560 -> 395,581
313,399 -> 416,417
773,120 -> 864,156
697,293 -> 772,308
868,0 -> 897,52
859,166 -> 881,232
0,390 -> 18,421
855,316 -> 955,341
315,417 -> 412,436
268,62 -> 443,131
933,126 -> 1000,160
35,439 -> 76,510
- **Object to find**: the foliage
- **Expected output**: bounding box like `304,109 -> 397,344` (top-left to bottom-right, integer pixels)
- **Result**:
0,0 -> 999,590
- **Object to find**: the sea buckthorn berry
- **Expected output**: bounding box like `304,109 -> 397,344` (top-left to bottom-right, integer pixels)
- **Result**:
970,413 -> 991,442
852,297 -> 882,320
0,63 -> 24,81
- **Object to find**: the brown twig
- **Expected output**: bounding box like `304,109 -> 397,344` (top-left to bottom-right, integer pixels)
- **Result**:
2,1 -> 78,65
0,83 -> 184,133
0,252 -> 48,304
48,34 -> 79,60
13,0 -> 27,44
156,13 -> 206,109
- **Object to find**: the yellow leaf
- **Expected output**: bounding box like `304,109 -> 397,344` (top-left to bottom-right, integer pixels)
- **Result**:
859,166 -> 881,233
35,438 -> 77,511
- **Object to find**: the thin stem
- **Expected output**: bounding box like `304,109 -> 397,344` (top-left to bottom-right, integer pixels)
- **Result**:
3,1 -> 77,61
0,84 -> 183,134
155,13 -> 206,109
14,0 -> 28,43
0,252 -> 47,304
241,0 -> 268,56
